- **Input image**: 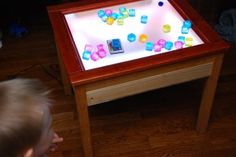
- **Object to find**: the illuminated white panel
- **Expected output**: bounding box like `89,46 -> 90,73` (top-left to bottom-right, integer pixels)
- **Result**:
65,0 -> 204,70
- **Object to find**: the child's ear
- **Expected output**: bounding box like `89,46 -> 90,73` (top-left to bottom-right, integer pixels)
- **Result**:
23,148 -> 33,157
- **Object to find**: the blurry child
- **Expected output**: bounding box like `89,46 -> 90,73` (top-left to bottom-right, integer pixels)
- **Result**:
0,78 -> 63,157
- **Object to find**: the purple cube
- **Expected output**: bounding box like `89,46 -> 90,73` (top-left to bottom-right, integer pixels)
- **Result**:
174,41 -> 184,49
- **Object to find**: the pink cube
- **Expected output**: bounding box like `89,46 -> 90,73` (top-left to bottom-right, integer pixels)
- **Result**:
154,43 -> 162,52
157,39 -> 166,48
105,9 -> 113,16
90,52 -> 100,61
97,50 -> 107,58
97,44 -> 105,50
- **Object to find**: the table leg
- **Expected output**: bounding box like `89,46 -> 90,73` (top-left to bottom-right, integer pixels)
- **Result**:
73,85 -> 94,157
196,54 -> 224,133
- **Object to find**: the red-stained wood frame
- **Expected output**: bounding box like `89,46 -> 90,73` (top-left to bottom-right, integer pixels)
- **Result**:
48,0 -> 230,157
48,0 -> 227,86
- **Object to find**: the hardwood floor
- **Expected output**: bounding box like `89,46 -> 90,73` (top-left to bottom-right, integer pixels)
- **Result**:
0,1 -> 236,157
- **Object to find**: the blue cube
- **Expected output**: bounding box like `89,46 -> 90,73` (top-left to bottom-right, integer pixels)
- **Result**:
101,15 -> 109,22
98,10 -> 105,18
141,15 -> 148,24
183,20 -> 192,28
181,26 -> 189,34
82,51 -> 91,60
117,14 -> 124,19
146,42 -> 154,51
129,9 -> 136,17
178,36 -> 185,43
164,41 -> 173,50
127,33 -> 136,42
119,7 -> 127,14
111,12 -> 118,20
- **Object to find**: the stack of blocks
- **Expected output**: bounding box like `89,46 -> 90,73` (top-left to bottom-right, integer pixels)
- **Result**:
153,39 -> 166,52
82,44 -> 107,61
181,20 -> 192,34
146,39 -> 174,52
82,44 -> 92,60
97,7 -> 136,25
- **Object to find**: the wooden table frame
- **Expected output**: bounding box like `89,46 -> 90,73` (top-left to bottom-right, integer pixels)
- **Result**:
47,0 -> 230,157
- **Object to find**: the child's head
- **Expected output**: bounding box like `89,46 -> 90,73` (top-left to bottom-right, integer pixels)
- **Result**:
0,78 -> 54,157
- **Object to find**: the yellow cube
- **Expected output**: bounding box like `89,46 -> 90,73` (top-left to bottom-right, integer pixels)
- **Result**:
162,24 -> 171,33
106,17 -> 114,25
185,37 -> 193,46
139,34 -> 148,43
117,18 -> 124,25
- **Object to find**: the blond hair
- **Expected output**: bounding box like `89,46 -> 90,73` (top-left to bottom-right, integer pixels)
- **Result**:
0,78 -> 51,157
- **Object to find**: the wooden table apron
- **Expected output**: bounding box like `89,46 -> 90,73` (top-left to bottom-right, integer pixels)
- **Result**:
47,0 -> 230,157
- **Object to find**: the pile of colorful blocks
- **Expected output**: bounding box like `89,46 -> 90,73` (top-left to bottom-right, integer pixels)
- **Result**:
82,44 -> 107,61
97,7 -> 135,25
